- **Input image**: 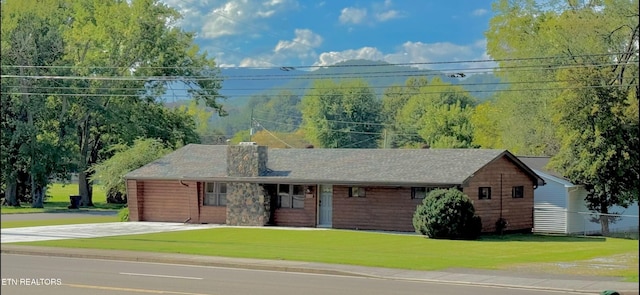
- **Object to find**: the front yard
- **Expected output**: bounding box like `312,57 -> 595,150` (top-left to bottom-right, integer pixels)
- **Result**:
15,228 -> 639,282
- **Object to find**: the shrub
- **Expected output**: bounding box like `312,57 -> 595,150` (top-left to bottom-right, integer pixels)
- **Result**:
118,207 -> 129,222
413,188 -> 482,240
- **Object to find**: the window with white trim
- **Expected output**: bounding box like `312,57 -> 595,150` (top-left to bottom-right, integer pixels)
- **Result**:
204,182 -> 227,206
278,184 -> 305,209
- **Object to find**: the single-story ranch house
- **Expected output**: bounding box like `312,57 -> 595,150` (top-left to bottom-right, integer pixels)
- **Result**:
125,143 -> 545,233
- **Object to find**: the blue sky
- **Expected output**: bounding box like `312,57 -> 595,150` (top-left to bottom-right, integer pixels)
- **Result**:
162,0 -> 495,70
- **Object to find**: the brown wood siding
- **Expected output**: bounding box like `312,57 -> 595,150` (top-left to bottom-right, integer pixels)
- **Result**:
198,182 -> 227,224
138,180 -> 196,222
126,180 -> 141,221
273,193 -> 316,227
332,186 -> 422,232
463,156 -> 535,233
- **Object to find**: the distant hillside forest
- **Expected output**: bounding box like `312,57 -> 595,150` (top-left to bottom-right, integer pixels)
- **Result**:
167,59 -> 507,147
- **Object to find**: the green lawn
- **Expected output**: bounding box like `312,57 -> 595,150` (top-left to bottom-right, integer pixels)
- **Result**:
18,228 -> 639,281
1,183 -> 124,214
3,183 -> 638,281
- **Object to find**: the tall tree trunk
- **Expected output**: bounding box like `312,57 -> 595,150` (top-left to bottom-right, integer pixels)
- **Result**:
78,171 -> 93,206
598,197 -> 610,237
599,204 -> 610,236
599,215 -> 610,236
31,182 -> 44,208
4,178 -> 19,206
77,113 -> 93,206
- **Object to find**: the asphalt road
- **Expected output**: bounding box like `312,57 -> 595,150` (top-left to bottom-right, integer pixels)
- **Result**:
1,254 -> 591,295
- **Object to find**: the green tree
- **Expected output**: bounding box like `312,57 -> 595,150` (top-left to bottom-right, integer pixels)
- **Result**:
1,0 -> 221,208
381,77 -> 428,148
487,0 -> 639,234
250,129 -> 311,148
485,0 -> 567,156
58,0 -> 223,206
1,3 -> 72,207
551,67 -> 638,235
253,90 -> 303,133
178,100 -> 215,137
470,101 -> 504,149
174,99 -> 228,144
420,100 -> 477,148
89,138 -> 171,202
393,77 -> 477,148
301,79 -> 382,148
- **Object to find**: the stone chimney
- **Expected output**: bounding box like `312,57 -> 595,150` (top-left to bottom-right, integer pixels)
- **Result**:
225,143 -> 269,226
227,143 -> 267,177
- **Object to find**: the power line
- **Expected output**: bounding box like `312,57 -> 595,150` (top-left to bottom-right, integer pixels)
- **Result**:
1,52 -> 630,71
7,76 -> 636,94
252,117 -> 425,138
3,83 -> 635,99
253,113 -> 388,128
1,61 -> 632,88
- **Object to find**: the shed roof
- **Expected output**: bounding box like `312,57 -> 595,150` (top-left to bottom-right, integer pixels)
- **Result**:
517,156 -> 567,180
126,144 -> 544,186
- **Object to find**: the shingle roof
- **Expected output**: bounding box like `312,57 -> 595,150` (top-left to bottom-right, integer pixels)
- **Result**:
126,144 -> 542,186
265,148 -> 506,185
517,156 -> 567,180
125,144 -> 228,180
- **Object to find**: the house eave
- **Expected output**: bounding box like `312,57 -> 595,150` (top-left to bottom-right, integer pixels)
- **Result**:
125,176 -> 460,187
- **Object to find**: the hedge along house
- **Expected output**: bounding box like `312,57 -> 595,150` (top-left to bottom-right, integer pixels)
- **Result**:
125,143 -> 545,233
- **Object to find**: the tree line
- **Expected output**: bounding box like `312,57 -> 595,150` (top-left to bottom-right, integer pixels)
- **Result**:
1,0 -> 223,207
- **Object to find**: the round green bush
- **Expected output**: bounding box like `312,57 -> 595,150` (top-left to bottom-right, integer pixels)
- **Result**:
412,188 -> 482,240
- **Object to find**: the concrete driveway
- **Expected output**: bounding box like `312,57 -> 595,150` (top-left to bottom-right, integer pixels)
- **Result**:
1,211 -> 118,221
1,212 -> 221,243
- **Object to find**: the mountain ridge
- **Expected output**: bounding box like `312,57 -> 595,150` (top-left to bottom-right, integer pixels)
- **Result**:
217,59 -> 505,107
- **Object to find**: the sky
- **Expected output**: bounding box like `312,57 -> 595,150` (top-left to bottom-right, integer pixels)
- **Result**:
161,0 -> 496,71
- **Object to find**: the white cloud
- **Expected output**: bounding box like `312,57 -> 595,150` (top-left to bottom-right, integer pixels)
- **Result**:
265,0 -> 285,5
472,8 -> 488,16
316,47 -> 384,66
375,10 -> 400,21
161,0 -> 210,33
339,1 -> 403,26
339,7 -> 368,24
275,29 -> 323,53
162,0 -> 297,39
231,28 -> 323,67
384,41 -> 474,69
313,40 -> 494,72
238,58 -> 275,68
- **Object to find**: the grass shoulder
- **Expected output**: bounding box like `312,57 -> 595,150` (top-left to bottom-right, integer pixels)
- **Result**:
1,183 -> 125,214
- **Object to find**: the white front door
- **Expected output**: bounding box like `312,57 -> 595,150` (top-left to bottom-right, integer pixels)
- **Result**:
318,185 -> 333,227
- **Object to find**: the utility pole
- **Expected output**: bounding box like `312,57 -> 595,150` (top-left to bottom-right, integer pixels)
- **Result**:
249,107 -> 254,142
383,130 -> 387,148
